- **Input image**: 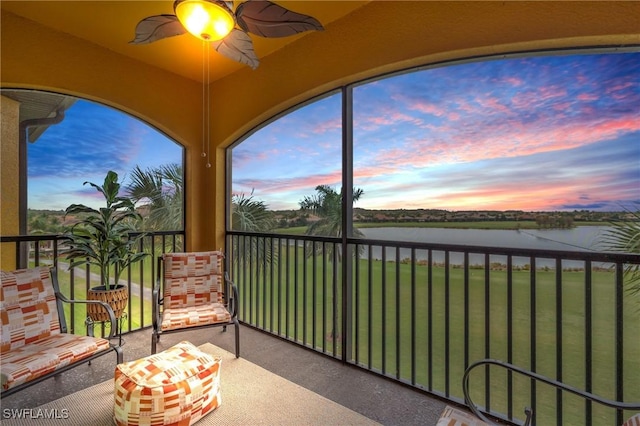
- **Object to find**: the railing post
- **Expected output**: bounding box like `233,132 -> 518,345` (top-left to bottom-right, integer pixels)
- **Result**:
341,84 -> 354,363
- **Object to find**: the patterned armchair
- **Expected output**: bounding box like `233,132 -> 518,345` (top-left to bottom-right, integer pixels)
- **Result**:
1,266 -> 123,396
151,251 -> 239,357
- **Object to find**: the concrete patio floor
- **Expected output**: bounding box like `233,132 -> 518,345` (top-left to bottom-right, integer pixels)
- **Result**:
1,324 -> 458,425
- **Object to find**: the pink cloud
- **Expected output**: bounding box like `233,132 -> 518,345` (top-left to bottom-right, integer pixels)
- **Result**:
475,97 -> 512,115
232,148 -> 280,169
406,98 -> 474,122
577,93 -> 598,101
607,81 -> 636,94
312,117 -> 341,135
501,76 -> 524,87
364,113 -> 640,173
368,170 -> 639,211
510,84 -> 568,110
448,111 -> 461,121
539,85 -> 568,101
354,164 -> 402,180
238,170 -> 343,196
552,102 -> 572,111
408,101 -> 447,117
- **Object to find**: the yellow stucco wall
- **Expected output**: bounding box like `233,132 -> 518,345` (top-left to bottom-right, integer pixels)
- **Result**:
0,95 -> 20,269
1,1 -> 639,251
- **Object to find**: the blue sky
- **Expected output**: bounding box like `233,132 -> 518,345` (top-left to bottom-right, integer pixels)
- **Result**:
28,101 -> 182,210
29,51 -> 639,212
232,51 -> 640,211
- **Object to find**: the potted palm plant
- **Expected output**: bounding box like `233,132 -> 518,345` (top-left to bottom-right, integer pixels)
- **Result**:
61,170 -> 148,322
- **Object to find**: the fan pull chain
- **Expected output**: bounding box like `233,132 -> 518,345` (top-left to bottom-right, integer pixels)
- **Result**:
206,41 -> 211,168
201,39 -> 207,159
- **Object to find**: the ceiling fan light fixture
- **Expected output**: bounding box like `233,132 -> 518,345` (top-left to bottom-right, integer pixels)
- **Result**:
175,0 -> 234,41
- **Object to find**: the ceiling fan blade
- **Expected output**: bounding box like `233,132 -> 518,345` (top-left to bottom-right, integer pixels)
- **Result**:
130,15 -> 186,45
212,29 -> 260,69
222,1 -> 234,12
236,0 -> 324,38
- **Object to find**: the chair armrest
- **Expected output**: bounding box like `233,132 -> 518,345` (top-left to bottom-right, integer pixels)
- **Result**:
152,256 -> 164,331
53,290 -> 118,339
152,282 -> 161,330
224,272 -> 239,319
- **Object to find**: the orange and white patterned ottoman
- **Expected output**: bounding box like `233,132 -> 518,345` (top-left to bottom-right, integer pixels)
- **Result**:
113,341 -> 221,426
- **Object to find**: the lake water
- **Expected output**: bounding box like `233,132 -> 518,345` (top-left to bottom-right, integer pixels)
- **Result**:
357,226 -> 612,268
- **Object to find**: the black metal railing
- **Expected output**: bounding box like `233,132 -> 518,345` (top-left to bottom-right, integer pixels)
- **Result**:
227,230 -> 640,426
0,231 -> 184,335
3,230 -> 638,424
463,359 -> 640,426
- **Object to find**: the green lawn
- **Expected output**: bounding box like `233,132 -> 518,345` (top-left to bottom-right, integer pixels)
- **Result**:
53,241 -> 638,425
235,245 -> 640,426
54,259 -> 155,335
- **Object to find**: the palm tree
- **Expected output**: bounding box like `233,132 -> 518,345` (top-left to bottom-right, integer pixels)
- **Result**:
126,164 -> 277,263
232,192 -> 274,232
231,192 -> 276,268
602,205 -> 640,304
299,185 -> 364,260
126,164 -> 183,232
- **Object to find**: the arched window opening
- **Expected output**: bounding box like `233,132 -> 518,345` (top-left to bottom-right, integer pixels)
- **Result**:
230,91 -> 343,235
1,89 -> 184,235
226,49 -> 640,426
229,50 -> 639,245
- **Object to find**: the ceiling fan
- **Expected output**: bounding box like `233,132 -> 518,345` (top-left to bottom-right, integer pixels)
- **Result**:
130,0 -> 324,69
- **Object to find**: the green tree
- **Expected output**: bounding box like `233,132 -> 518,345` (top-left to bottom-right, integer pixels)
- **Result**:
27,210 -> 64,234
299,185 -> 364,259
29,214 -> 50,234
602,205 -> 640,304
231,192 -> 274,232
126,164 -> 183,232
231,192 -> 276,268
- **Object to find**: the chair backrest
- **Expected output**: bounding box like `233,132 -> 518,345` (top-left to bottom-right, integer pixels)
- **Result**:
162,251 -> 225,309
0,266 -> 61,354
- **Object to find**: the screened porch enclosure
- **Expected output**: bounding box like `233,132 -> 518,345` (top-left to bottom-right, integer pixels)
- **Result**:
2,226 -> 640,425
225,231 -> 640,426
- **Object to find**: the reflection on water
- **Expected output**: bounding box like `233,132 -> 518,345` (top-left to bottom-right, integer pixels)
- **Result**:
357,226 -> 612,269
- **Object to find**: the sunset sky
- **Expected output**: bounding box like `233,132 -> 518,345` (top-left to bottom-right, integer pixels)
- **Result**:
232,51 -> 639,211
28,51 -> 639,212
